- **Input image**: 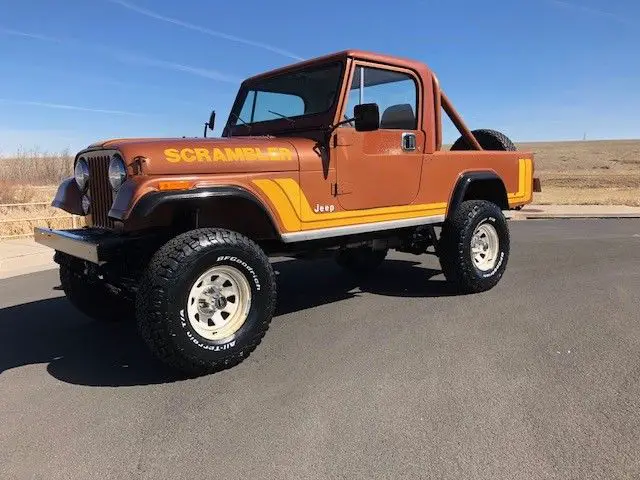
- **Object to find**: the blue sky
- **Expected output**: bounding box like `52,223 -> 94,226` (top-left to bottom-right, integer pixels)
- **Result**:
0,0 -> 638,155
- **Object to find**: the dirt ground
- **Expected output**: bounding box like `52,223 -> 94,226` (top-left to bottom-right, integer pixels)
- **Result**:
516,140 -> 640,206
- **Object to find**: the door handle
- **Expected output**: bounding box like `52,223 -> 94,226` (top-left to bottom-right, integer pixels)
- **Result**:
402,132 -> 416,151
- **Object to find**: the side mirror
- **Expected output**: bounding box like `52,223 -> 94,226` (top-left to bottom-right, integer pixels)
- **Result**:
204,110 -> 216,137
354,103 -> 379,132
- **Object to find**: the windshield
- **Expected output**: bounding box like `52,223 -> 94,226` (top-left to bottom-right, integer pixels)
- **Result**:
228,62 -> 343,127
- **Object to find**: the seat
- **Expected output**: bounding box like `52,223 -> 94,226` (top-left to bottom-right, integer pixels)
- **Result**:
380,104 -> 415,130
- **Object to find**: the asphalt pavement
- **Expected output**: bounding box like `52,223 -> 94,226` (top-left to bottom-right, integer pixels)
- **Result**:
1,219 -> 639,480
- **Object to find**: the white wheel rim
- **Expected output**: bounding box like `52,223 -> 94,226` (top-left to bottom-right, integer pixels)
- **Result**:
470,223 -> 500,272
186,265 -> 252,341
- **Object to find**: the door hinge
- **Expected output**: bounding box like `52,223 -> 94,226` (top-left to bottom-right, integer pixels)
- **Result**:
332,183 -> 352,195
333,132 -> 352,147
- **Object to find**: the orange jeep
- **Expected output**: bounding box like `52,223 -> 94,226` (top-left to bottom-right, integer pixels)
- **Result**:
36,50 -> 538,376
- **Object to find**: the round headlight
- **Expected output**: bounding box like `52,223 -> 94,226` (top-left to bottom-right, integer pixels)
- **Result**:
108,155 -> 127,191
74,158 -> 89,192
81,194 -> 91,215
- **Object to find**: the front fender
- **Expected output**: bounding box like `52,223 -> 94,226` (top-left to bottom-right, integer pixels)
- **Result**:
121,185 -> 281,239
52,177 -> 84,215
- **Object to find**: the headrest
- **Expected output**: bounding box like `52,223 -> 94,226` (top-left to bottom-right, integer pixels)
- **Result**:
380,104 -> 415,130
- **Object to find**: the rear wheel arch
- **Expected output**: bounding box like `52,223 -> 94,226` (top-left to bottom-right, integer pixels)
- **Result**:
447,172 -> 509,218
128,187 -> 281,241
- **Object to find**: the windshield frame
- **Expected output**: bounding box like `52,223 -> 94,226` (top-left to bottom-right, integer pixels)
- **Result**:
223,60 -> 345,137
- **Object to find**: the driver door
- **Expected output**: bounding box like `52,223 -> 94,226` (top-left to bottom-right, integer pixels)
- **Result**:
333,63 -> 424,210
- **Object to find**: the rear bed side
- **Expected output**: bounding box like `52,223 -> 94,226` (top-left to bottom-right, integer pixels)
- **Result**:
410,150 -> 534,216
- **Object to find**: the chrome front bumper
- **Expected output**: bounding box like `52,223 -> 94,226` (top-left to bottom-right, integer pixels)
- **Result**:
34,227 -> 122,264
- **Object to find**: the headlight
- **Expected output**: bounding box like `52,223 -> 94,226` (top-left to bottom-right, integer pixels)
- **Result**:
74,158 -> 89,192
108,155 -> 127,191
81,194 -> 91,215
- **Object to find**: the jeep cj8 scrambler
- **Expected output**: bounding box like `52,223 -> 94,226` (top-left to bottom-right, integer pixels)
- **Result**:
36,50 -> 537,376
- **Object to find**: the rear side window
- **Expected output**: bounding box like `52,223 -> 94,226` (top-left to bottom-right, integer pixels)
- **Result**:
343,66 -> 417,130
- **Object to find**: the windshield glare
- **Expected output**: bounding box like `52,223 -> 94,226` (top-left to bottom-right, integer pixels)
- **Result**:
231,62 -> 343,126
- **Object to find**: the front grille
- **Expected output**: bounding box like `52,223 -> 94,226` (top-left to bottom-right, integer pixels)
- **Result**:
87,154 -> 114,229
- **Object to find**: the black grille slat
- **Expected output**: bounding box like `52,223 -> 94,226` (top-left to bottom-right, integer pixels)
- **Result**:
90,158 -> 99,226
87,154 -> 114,229
100,158 -> 109,226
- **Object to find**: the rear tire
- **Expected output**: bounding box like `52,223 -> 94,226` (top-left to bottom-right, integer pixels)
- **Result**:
136,228 -> 276,377
450,129 -> 516,151
58,253 -> 133,322
439,200 -> 510,293
335,246 -> 388,274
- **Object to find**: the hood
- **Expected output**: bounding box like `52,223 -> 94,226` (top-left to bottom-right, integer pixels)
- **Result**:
88,136 -> 305,175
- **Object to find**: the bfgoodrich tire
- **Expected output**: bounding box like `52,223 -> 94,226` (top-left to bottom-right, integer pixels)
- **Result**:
439,200 -> 510,293
136,228 -> 276,377
58,252 -> 133,322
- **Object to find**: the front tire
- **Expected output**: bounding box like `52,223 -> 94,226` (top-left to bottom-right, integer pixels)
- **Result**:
136,228 -> 276,377
439,200 -> 510,293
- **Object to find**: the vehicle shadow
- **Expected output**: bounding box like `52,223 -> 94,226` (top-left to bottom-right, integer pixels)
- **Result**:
273,257 -> 457,316
0,258 -> 457,387
0,297 -> 180,387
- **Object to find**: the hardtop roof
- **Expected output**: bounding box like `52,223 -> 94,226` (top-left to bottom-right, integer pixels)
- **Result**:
243,50 -> 433,83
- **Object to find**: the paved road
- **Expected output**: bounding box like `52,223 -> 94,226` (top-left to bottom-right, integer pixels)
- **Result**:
1,219 -> 639,480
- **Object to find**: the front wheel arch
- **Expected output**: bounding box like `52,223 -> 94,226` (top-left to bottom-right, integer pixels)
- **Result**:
126,187 -> 281,241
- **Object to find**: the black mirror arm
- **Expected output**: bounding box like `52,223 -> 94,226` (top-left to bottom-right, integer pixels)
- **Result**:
325,117 -> 355,138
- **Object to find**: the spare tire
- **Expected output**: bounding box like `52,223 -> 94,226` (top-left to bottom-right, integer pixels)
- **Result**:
450,129 -> 516,151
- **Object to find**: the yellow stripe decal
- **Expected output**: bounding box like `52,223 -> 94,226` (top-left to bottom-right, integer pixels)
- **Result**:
255,178 -> 446,233
252,179 -> 301,232
507,158 -> 532,204
254,159 -> 531,233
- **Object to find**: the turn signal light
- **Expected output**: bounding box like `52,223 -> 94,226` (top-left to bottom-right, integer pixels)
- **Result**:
158,181 -> 192,191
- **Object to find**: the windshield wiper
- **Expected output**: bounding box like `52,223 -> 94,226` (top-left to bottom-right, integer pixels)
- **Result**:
268,110 -> 296,125
228,112 -> 252,137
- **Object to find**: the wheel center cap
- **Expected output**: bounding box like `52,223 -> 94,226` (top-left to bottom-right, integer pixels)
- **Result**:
197,298 -> 215,316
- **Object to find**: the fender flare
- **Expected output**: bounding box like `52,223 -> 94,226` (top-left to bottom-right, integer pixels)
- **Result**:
126,186 -> 281,239
447,171 -> 508,218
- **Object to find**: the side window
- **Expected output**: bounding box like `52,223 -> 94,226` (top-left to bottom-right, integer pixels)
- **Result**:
238,91 -> 255,123
342,66 -> 417,130
342,68 -> 362,125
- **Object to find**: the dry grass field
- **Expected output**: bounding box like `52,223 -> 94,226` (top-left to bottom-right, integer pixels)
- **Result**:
0,140 -> 638,237
0,151 -> 77,238
517,140 -> 640,206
